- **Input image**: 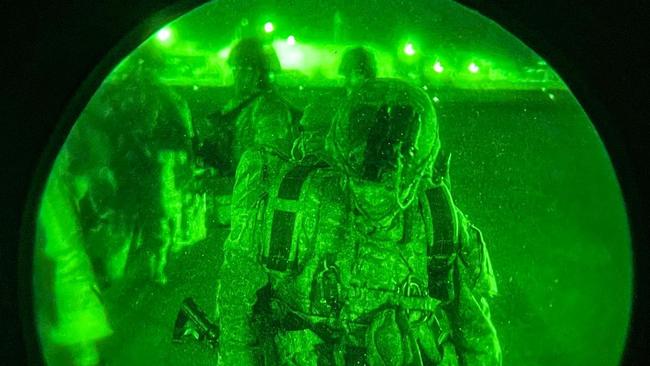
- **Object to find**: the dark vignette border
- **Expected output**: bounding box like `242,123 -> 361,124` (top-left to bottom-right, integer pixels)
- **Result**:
1,0 -> 647,365
455,1 -> 647,364
5,1 -> 208,365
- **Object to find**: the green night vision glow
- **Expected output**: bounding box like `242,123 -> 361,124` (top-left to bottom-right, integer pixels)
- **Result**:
156,27 -> 172,42
31,1 -> 632,366
404,42 -> 416,56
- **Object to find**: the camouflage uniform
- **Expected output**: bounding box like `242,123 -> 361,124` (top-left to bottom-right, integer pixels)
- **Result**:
198,37 -> 299,176
216,79 -> 501,365
68,55 -> 199,285
293,46 -> 377,164
35,148 -> 113,366
230,90 -> 299,166
195,38 -> 299,227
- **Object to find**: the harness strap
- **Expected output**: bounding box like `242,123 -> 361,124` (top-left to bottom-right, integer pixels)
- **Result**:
262,163 -> 327,272
424,183 -> 459,302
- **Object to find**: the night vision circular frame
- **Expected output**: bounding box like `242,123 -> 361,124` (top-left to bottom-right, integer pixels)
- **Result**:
31,1 -> 632,365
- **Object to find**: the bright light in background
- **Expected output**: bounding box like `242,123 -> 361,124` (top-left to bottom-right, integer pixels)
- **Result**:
287,35 -> 296,46
156,27 -> 172,42
404,43 -> 416,56
218,46 -> 231,59
264,22 -> 274,33
433,61 -> 444,73
273,40 -> 304,69
468,62 -> 480,73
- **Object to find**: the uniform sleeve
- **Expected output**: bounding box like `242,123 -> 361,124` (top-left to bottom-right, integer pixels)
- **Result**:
215,150 -> 271,365
251,94 -> 298,160
38,154 -> 113,366
448,210 -> 502,366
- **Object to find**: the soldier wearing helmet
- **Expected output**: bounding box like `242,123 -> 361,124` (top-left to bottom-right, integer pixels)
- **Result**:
293,46 -> 378,165
215,78 -> 501,365
197,37 -> 300,177
338,46 -> 378,95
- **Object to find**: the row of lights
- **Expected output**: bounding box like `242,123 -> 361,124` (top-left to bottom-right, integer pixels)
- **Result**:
404,42 -> 480,74
268,24 -> 481,76
157,24 -> 480,74
155,22 -> 557,95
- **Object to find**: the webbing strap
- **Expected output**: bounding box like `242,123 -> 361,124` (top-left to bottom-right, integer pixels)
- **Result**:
425,184 -> 458,260
278,165 -> 320,200
424,184 -> 458,301
264,163 -> 327,272
267,210 -> 297,271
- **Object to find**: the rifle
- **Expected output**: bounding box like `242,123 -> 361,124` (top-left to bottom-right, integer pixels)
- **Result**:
172,297 -> 219,349
194,93 -> 262,176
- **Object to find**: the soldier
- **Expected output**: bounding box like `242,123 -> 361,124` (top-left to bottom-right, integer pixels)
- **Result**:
35,148 -> 113,366
194,37 -> 300,227
197,37 -> 300,177
339,46 -> 378,95
215,78 -> 501,365
293,46 -> 377,164
72,45 -> 199,285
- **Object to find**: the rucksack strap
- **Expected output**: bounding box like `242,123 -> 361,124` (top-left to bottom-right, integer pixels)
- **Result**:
262,163 -> 327,272
423,183 -> 459,302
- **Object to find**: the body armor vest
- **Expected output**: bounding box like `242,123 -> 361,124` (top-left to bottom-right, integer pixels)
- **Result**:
255,162 -> 461,365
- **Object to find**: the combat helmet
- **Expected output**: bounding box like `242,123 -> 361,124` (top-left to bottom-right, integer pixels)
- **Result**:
325,78 -> 440,212
227,37 -> 280,92
338,46 -> 377,85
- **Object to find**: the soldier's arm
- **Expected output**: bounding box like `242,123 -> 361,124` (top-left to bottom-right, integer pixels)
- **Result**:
215,150 -> 271,365
38,153 -> 113,365
448,210 -> 502,366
